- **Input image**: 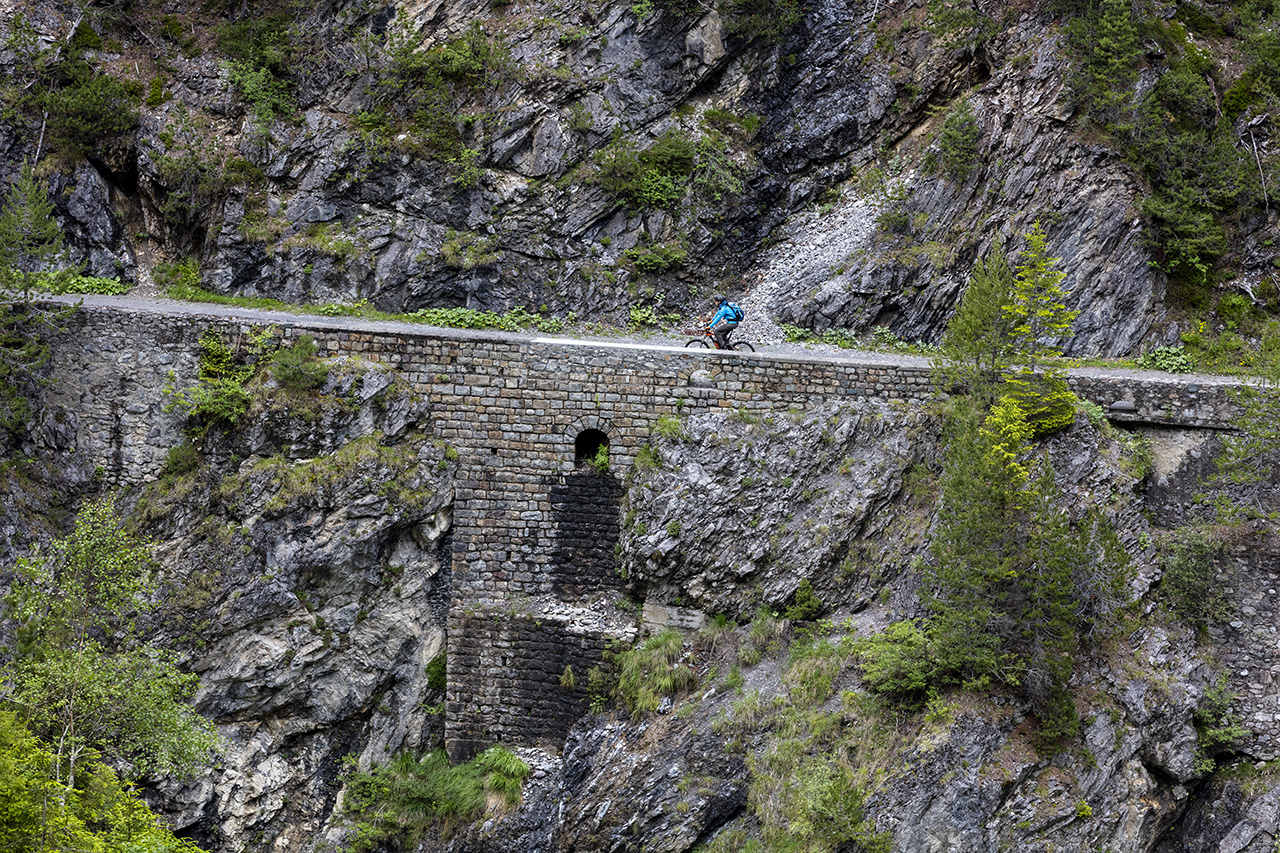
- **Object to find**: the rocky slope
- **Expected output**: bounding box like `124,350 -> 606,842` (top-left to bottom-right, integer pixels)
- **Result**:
4,0 -> 1276,353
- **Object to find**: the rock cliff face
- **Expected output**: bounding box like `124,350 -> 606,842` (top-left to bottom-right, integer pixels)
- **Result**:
7,0 -> 1275,351
125,359 -> 457,851
5,0 -> 1280,850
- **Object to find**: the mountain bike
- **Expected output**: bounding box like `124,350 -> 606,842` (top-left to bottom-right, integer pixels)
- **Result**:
683,327 -> 756,352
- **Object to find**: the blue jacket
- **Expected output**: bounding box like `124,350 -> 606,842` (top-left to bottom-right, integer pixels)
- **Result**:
711,302 -> 743,326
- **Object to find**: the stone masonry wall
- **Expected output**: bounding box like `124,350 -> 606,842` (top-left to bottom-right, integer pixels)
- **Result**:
36,302 -> 1251,761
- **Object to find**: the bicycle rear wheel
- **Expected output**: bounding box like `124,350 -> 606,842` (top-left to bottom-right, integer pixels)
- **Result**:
685,338 -> 710,348
732,341 -> 756,352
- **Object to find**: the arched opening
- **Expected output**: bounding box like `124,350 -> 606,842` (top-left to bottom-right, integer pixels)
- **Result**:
574,428 -> 609,470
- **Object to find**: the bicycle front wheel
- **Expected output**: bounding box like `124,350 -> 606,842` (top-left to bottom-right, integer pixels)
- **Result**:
685,338 -> 711,348
732,341 -> 756,352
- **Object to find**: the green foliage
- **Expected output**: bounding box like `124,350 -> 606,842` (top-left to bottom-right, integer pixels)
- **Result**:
1066,0 -> 1140,130
1159,527 -> 1233,624
342,747 -> 529,849
859,398 -> 1131,749
3,496 -> 219,788
999,371 -> 1077,438
217,11 -> 295,122
1193,677 -> 1250,772
588,444 -> 610,474
0,163 -> 79,435
852,621 -> 933,702
162,442 -> 200,478
653,414 -> 687,441
785,579 -> 824,621
935,243 -> 1016,399
0,708 -> 207,853
693,132 -> 746,203
408,305 -> 570,334
723,0 -> 802,39
595,130 -> 696,209
1202,376 -> 1280,521
621,243 -> 688,273
425,653 -> 446,691
40,65 -> 141,159
1137,345 -> 1194,373
613,630 -> 698,717
163,328 -> 256,429
934,98 -> 981,180
1004,221 -> 1077,364
440,229 -> 498,269
369,18 -> 508,159
1064,1 -> 1265,298
270,335 -> 329,392
628,305 -> 661,329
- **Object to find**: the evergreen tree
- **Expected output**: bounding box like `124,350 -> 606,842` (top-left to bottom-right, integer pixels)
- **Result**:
0,162 -> 77,437
1004,220 -> 1078,366
0,163 -> 72,299
936,243 -> 1016,400
937,98 -> 982,181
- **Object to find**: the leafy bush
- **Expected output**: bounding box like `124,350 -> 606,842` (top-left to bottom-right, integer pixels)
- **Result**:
595,130 -> 696,209
785,579 -> 824,621
425,653 -> 446,691
440,229 -> 499,269
1137,345 -> 1194,373
652,414 -> 686,441
1193,677 -> 1250,772
163,329 -> 255,429
999,372 -> 1077,438
935,98 -> 981,180
162,442 -> 200,478
28,272 -> 131,295
852,621 -> 934,702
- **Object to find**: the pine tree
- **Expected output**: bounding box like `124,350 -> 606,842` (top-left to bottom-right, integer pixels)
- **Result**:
0,163 -> 70,299
0,162 -> 76,436
937,98 -> 982,181
936,242 -> 1016,400
1004,220 -> 1078,366
1091,0 -> 1139,130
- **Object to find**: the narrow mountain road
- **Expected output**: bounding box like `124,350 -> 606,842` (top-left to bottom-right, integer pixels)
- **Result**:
49,292 -> 1247,389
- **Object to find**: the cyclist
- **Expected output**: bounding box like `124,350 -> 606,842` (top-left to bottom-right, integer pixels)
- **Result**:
708,296 -> 745,350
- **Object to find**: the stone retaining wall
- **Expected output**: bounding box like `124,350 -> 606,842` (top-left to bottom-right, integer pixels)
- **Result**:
37,305 -> 1251,760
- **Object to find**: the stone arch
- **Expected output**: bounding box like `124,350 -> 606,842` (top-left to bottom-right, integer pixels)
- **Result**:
562,415 -> 616,472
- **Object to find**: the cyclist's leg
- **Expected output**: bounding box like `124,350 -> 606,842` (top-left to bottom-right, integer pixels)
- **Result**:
711,320 -> 737,349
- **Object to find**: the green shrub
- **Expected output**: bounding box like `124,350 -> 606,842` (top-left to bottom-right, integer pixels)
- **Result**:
440,229 -> 498,269
41,66 -> 141,158
163,329 -> 255,429
852,621 -> 935,702
785,579 -> 824,621
613,629 -> 698,717
935,98 -> 981,180
1137,345 -> 1193,373
999,372 -> 1077,438
162,442 -> 200,477
621,244 -> 687,273
595,130 -> 696,208
1160,528 -> 1232,626
271,335 -> 328,392
1193,677 -> 1250,773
